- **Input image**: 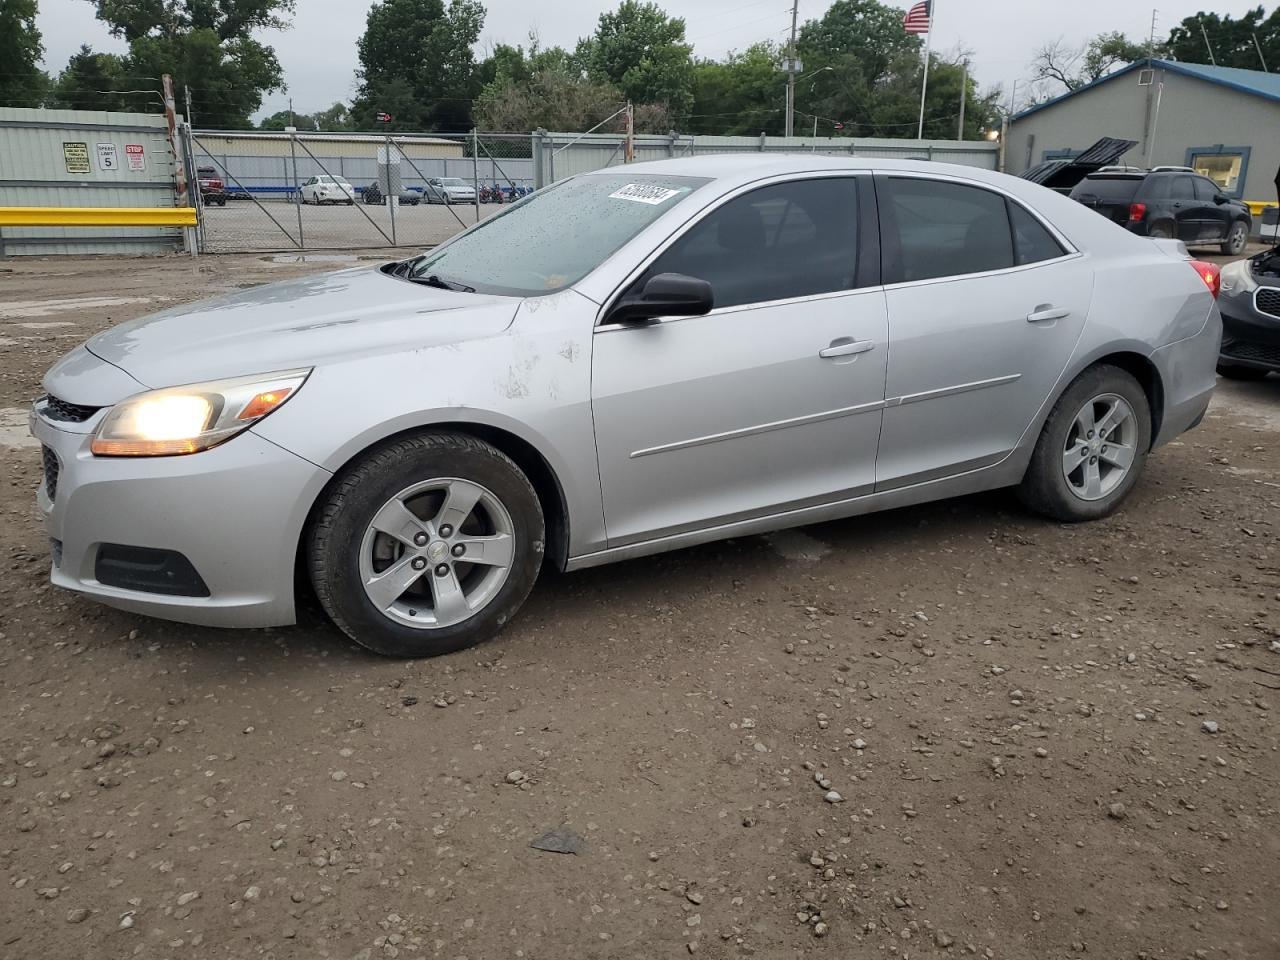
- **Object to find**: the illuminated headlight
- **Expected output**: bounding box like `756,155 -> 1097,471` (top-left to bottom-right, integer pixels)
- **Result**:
91,369 -> 310,456
1220,258 -> 1259,296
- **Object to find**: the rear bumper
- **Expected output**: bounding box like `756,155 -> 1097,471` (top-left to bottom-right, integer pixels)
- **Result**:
1150,303 -> 1221,447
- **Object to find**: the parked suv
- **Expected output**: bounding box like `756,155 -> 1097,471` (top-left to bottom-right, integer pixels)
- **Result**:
195,166 -> 226,206
1069,169 -> 1251,255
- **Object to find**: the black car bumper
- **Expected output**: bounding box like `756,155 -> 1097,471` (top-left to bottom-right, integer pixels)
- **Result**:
1219,289 -> 1280,371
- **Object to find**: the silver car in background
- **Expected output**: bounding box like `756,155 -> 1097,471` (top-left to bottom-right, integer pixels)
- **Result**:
32,156 -> 1221,657
425,176 -> 477,205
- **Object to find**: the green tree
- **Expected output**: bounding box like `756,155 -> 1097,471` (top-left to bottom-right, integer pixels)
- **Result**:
1165,7 -> 1279,70
48,44 -> 133,111
687,42 -> 783,135
580,1 -> 694,114
0,0 -> 48,108
259,102 -> 351,130
352,0 -> 484,131
1030,31 -> 1149,93
80,0 -> 293,125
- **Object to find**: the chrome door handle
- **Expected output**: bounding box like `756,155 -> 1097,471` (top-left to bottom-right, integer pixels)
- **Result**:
819,338 -> 875,359
1027,306 -> 1070,323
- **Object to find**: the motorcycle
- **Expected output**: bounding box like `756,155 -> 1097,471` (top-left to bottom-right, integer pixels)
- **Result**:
479,184 -> 504,204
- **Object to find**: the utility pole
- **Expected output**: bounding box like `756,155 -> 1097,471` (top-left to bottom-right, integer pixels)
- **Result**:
784,0 -> 799,138
1199,19 -> 1216,65
1148,9 -> 1158,58
1253,32 -> 1270,72
624,102 -> 635,163
184,84 -> 193,126
957,60 -> 968,140
288,97 -> 295,128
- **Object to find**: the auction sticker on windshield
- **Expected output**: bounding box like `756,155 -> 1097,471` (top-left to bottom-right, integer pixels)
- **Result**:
609,183 -> 684,205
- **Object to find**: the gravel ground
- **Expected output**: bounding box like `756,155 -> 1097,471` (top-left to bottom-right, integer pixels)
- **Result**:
1,252 -> 1278,960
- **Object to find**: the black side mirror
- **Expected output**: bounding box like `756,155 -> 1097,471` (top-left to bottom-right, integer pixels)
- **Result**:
607,273 -> 714,325
1214,194 -> 1230,204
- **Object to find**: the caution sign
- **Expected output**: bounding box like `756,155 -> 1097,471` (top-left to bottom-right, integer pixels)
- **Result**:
96,142 -> 120,171
63,142 -> 90,174
125,144 -> 146,171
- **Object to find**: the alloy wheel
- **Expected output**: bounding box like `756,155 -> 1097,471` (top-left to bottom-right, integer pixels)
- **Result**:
1061,393 -> 1138,501
358,478 -> 515,629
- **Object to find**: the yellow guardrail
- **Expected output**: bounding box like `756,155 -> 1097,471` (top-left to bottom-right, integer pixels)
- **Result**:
0,206 -> 198,227
1246,200 -> 1277,217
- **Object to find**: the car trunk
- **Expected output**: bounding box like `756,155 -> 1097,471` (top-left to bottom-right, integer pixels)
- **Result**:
1070,177 -> 1143,226
1019,137 -> 1139,193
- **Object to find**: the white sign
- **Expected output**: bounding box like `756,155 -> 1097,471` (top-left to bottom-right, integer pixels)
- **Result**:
124,143 -> 145,171
608,183 -> 682,205
95,142 -> 119,171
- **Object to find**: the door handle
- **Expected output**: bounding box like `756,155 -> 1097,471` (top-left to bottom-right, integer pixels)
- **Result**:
1027,306 -> 1069,323
819,338 -> 875,359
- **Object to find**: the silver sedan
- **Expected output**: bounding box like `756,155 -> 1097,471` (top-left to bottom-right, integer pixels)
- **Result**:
32,156 -> 1222,657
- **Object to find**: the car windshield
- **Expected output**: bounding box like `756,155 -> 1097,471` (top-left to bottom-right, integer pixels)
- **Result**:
439,178 -> 467,187
405,173 -> 708,296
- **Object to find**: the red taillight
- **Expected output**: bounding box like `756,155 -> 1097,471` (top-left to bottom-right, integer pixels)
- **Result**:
1189,259 -> 1221,299
1128,202 -> 1147,222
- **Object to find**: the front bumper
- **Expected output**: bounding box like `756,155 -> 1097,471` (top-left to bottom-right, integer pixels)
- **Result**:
32,411 -> 331,628
1218,285 -> 1280,370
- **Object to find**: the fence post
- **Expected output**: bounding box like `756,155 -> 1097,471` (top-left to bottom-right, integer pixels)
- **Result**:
758,131 -> 767,151
288,128 -> 304,249
531,129 -> 546,189
668,129 -> 678,157
472,128 -> 480,224
384,135 -> 397,247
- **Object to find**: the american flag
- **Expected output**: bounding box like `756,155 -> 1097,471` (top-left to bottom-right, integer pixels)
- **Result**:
903,0 -> 932,34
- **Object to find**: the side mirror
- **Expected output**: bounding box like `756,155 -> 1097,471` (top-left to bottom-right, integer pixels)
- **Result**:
607,273 -> 714,325
1214,194 -> 1230,204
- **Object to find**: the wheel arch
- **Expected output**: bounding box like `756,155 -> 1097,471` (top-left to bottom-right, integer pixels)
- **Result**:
1049,349 -> 1165,451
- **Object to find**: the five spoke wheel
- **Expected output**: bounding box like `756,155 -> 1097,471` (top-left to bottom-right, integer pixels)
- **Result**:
1061,393 -> 1137,502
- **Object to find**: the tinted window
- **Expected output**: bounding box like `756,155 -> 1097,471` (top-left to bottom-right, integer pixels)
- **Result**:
1170,176 -> 1195,200
885,178 -> 1013,282
637,178 -> 860,309
1193,177 -> 1219,200
1009,202 -> 1066,265
1070,176 -> 1140,201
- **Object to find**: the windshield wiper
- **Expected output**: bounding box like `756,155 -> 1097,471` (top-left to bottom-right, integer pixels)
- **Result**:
409,273 -> 475,293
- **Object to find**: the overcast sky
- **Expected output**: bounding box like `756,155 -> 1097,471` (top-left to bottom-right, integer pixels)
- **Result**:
35,0 -> 1272,122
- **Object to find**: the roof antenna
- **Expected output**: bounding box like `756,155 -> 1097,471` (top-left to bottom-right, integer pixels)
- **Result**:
1148,9 -> 1158,60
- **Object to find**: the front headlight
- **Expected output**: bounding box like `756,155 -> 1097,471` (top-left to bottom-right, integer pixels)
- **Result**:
1220,258 -> 1259,296
91,369 -> 310,456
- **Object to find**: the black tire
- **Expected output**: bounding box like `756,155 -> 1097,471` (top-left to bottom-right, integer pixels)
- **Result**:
1222,219 -> 1249,256
1217,362 -> 1270,381
308,432 -> 544,658
1017,364 -> 1152,523
1148,222 -> 1175,240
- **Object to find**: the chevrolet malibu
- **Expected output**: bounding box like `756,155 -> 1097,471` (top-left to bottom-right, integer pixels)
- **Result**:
32,156 -> 1222,657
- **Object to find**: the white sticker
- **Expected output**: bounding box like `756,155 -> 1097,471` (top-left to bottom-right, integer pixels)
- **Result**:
609,183 -> 681,205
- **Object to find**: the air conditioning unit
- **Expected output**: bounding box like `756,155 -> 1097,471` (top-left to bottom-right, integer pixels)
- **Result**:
1138,69 -> 1155,86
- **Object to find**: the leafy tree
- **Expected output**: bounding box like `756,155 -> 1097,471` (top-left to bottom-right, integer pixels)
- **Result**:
259,102 -> 352,130
1165,6 -> 1280,70
352,0 -> 484,131
79,0 -> 294,126
48,44 -> 133,111
1030,31 -> 1149,93
580,1 -> 694,114
0,0 -> 48,108
687,43 -> 783,135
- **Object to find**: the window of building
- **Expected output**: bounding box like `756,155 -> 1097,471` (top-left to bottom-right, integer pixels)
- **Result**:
1187,147 -> 1250,198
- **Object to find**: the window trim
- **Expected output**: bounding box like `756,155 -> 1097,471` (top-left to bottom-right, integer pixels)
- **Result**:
875,171 -> 1079,290
595,172 -> 877,331
1184,144 -> 1251,199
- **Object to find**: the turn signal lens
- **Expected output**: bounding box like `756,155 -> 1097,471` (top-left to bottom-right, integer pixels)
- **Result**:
237,387 -> 293,421
1188,259 -> 1221,299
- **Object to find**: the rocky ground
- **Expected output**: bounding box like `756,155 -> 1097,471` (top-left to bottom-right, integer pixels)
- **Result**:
1,252 -> 1278,960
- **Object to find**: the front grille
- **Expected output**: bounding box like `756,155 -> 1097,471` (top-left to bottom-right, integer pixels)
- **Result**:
41,445 -> 60,501
42,394 -> 101,423
1255,287 -> 1280,320
1221,338 -> 1280,366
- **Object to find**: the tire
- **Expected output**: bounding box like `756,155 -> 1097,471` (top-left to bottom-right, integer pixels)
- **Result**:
1222,219 -> 1249,256
308,432 -> 544,658
1217,362 -> 1270,381
1147,222 -> 1174,240
1017,364 -> 1152,523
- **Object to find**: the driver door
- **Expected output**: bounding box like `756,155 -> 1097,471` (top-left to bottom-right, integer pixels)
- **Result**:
590,176 -> 888,547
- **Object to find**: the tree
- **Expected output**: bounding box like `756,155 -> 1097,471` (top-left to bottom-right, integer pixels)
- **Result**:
0,0 -> 48,108
259,102 -> 351,130
687,43 -> 783,135
1165,7 -> 1280,70
352,0 -> 484,131
1030,31 -> 1149,94
80,0 -> 294,126
48,44 -> 132,111
580,1 -> 694,114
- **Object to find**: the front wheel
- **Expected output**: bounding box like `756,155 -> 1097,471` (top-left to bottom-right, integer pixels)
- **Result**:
1222,220 -> 1249,256
308,432 -> 544,657
1018,365 -> 1152,522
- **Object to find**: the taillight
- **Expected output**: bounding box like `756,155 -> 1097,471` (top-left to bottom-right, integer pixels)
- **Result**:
1128,202 -> 1147,222
1189,259 -> 1221,299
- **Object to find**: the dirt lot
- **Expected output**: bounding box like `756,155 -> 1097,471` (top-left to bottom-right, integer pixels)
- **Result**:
1,252 -> 1278,960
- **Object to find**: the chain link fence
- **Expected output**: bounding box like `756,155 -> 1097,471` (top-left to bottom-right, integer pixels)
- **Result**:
182,126 -> 999,254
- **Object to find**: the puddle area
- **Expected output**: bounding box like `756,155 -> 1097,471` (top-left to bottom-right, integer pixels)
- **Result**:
266,254 -> 358,264
0,407 -> 38,449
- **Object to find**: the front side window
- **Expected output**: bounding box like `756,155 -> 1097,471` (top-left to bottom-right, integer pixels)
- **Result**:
1193,177 -> 1219,201
633,178 -> 861,310
884,178 -> 1014,282
406,173 -> 708,296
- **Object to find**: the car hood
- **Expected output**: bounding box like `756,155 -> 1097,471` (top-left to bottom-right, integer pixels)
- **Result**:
83,267 -> 519,390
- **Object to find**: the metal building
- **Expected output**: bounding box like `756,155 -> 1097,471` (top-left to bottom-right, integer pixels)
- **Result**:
1007,58 -> 1280,208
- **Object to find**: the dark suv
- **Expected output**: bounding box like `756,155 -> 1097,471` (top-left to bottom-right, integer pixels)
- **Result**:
1068,168 -> 1251,255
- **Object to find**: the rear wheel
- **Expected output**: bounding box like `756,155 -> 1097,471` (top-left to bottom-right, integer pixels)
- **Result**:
1222,219 -> 1249,256
1148,221 -> 1174,240
308,432 -> 544,658
1018,365 -> 1152,522
1217,362 -> 1269,381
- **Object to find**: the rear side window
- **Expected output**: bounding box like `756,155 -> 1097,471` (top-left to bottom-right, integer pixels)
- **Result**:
1008,202 -> 1066,265
637,178 -> 860,309
1170,176 -> 1195,200
883,178 -> 1013,282
1070,176 -> 1140,201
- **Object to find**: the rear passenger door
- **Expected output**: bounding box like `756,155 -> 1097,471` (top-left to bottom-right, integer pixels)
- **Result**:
1193,176 -> 1230,241
1169,175 -> 1202,241
873,175 -> 1093,491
